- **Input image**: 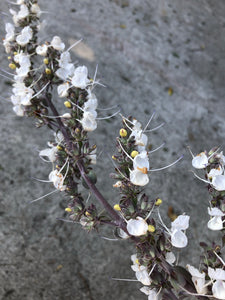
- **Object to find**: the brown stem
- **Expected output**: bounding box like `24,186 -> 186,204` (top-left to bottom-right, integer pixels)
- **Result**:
45,93 -> 124,226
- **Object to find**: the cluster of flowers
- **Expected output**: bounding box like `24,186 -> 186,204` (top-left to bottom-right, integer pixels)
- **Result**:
191,149 -> 225,230
4,1 -> 225,300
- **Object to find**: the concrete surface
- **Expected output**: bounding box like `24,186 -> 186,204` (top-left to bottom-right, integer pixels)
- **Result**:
0,0 -> 225,299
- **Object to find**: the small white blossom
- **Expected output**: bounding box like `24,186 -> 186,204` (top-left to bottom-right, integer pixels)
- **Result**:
57,82 -> 70,98
127,216 -> 148,236
31,3 -> 41,17
5,23 -> 15,42
36,44 -> 48,56
208,267 -> 225,299
56,51 -> 74,80
165,252 -> 176,265
16,26 -> 33,47
51,36 -> 65,51
131,254 -> 151,286
140,286 -> 158,300
170,215 -> 190,248
80,111 -> 97,132
208,166 -> 223,179
49,170 -> 66,191
212,175 -> 225,191
186,264 -> 207,295
71,66 -> 90,89
39,143 -> 58,163
192,152 -> 208,169
87,148 -> 97,165
130,151 -> 149,186
207,207 -> 225,231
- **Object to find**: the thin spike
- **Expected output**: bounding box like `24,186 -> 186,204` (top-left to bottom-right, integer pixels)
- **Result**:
30,189 -> 58,203
187,146 -> 195,158
0,73 -> 14,81
96,109 -> 120,120
31,81 -> 49,99
150,155 -> 183,172
143,111 -> 156,132
213,251 -> 225,267
148,142 -> 165,154
56,218 -> 80,224
192,171 -> 211,184
157,208 -> 171,234
97,104 -> 119,111
31,176 -> 52,183
111,277 -> 138,282
145,122 -> 165,132
117,139 -> 133,161
100,236 -> 119,241
67,38 -> 83,52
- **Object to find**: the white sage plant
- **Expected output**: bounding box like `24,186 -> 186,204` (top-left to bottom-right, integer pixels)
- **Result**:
2,1 -> 225,299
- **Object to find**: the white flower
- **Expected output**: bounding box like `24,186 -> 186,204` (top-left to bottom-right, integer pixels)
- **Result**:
16,26 -> 33,47
131,254 -> 151,286
17,4 -> 29,19
51,36 -> 65,51
165,252 -> 176,265
192,152 -> 208,169
208,166 -> 223,179
80,111 -> 97,132
83,93 -> 98,112
130,151 -> 149,186
36,44 -> 48,56
55,52 -> 75,80
207,207 -> 225,231
186,264 -> 207,295
3,40 -> 12,53
118,228 -> 129,239
127,216 -> 148,236
57,82 -> 70,98
31,3 -> 41,17
39,143 -> 58,162
13,105 -> 24,116
87,148 -> 97,165
170,215 -> 190,248
212,175 -> 225,191
140,286 -> 158,300
49,170 -> 66,191
208,267 -> 225,299
5,23 -> 15,42
71,66 -> 90,89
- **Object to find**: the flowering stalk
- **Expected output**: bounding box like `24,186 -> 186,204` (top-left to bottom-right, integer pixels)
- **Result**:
3,1 -> 225,299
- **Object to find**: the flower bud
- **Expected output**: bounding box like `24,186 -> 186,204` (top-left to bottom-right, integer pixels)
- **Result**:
119,128 -> 127,137
43,58 -> 49,65
45,68 -> 51,75
64,101 -> 72,108
65,207 -> 72,212
131,150 -> 138,158
155,198 -> 162,206
9,63 -> 16,70
114,204 -> 121,211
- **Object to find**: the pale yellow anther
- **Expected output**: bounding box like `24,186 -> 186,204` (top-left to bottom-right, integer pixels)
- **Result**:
119,128 -> 127,137
135,259 -> 139,265
113,204 -> 121,211
64,101 -> 72,108
137,166 -> 148,174
9,63 -> 16,70
7,56 -> 11,60
43,58 -> 49,65
56,145 -> 63,150
155,198 -> 162,206
14,52 -> 18,55
85,211 -> 91,216
65,207 -> 72,212
112,155 -> 116,160
148,225 -> 155,233
45,68 -> 51,75
131,150 -> 139,158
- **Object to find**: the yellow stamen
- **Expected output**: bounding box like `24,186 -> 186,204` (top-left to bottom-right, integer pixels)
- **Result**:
43,58 -> 49,65
45,68 -> 51,75
56,145 -> 63,150
168,87 -> 173,96
155,198 -> 162,206
113,204 -> 121,211
135,259 -> 139,265
119,128 -> 127,137
148,225 -> 155,233
64,101 -> 72,108
85,211 -> 91,216
137,166 -> 148,174
131,150 -> 138,158
112,155 -> 116,160
65,207 -> 72,212
7,56 -> 11,60
9,63 -> 16,70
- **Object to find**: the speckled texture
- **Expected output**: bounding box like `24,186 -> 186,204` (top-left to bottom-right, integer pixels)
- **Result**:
0,0 -> 225,299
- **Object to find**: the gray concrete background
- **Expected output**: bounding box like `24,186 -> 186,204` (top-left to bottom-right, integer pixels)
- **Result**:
0,0 -> 225,299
